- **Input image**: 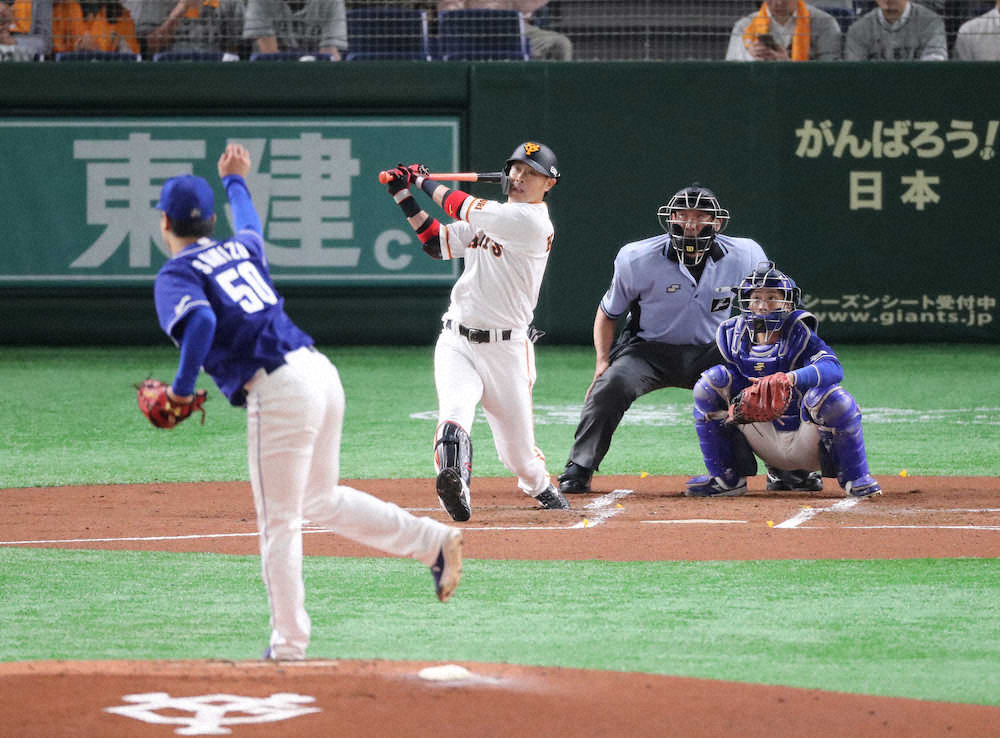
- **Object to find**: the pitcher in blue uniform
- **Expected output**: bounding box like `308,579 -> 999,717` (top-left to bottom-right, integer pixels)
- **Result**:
153,144 -> 462,660
685,262 -> 881,498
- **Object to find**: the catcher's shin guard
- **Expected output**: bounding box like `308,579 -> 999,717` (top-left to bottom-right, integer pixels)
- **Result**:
806,386 -> 876,491
693,372 -> 758,481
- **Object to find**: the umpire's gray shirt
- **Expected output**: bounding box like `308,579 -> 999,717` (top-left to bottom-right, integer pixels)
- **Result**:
243,0 -> 347,51
845,2 -> 947,61
600,234 -> 767,345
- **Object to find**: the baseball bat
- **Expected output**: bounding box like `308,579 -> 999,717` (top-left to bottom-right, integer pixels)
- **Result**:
377,170 -> 504,185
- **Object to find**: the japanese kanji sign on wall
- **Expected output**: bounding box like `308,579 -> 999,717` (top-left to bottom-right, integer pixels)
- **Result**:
0,118 -> 460,285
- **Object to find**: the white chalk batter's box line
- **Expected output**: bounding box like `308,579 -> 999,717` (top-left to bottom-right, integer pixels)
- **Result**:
3,498 -> 999,546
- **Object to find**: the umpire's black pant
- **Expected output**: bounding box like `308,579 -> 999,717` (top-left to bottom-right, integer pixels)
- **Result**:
567,338 -> 722,471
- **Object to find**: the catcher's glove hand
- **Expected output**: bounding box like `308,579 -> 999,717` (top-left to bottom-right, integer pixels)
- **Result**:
726,372 -> 793,425
136,379 -> 208,429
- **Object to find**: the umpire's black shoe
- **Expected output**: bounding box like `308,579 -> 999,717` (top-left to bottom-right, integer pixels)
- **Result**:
436,467 -> 472,522
536,484 -> 571,510
766,468 -> 824,492
557,462 -> 592,494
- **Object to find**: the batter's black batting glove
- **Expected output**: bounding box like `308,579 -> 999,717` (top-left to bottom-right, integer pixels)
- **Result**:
386,165 -> 410,196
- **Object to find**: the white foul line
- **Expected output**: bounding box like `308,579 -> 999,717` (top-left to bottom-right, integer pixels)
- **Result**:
641,519 -> 748,525
774,497 -> 861,529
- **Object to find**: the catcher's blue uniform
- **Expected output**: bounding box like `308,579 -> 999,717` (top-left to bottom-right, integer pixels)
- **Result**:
690,277 -> 880,498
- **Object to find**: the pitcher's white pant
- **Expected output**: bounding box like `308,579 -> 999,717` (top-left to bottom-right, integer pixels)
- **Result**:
246,346 -> 452,660
433,330 -> 550,497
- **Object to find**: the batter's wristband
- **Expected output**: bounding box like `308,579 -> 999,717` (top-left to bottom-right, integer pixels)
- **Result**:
396,194 -> 421,218
420,177 -> 440,198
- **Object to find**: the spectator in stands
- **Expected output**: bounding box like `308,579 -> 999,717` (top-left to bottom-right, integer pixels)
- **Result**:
243,0 -> 346,60
131,0 -> 244,58
5,0 -> 49,56
52,0 -> 139,54
1,0 -> 35,58
725,0 -> 842,61
953,0 -> 1000,60
845,0 -> 947,59
437,0 -> 572,60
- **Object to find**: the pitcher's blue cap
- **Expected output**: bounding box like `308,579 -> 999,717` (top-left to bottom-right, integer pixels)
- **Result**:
156,175 -> 215,222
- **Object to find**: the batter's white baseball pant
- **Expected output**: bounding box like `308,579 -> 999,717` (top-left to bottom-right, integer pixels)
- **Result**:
434,331 -> 550,497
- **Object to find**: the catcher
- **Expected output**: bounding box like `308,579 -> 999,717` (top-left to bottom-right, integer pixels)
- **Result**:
685,261 -> 881,498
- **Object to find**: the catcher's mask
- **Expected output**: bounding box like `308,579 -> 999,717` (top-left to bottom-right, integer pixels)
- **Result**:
656,185 -> 730,265
735,261 -> 801,338
502,141 -> 560,194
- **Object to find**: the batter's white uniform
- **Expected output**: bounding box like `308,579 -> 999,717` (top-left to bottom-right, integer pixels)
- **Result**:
434,196 -> 554,498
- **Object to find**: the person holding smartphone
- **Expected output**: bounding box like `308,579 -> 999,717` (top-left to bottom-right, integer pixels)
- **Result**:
725,0 -> 844,61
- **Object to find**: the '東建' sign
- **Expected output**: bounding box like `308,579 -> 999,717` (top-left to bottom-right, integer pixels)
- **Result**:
0,118 -> 460,285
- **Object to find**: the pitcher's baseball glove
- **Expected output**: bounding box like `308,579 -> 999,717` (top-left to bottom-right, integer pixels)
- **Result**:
136,379 -> 207,429
727,373 -> 793,424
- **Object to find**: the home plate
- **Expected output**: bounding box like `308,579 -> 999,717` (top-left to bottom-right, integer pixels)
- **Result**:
418,664 -> 474,681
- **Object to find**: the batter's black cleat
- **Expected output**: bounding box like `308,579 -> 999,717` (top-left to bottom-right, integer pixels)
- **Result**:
557,461 -> 592,494
436,467 -> 472,522
536,484 -> 571,510
766,468 -> 824,492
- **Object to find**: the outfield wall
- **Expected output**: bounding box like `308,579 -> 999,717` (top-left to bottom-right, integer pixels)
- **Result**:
2,62 -> 997,345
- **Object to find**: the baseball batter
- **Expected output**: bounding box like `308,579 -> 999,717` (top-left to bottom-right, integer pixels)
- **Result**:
383,142 -> 570,521
152,144 -> 462,660
686,262 -> 881,498
557,185 -> 772,494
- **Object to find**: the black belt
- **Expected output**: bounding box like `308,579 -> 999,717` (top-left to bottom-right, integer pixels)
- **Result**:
444,320 -> 511,344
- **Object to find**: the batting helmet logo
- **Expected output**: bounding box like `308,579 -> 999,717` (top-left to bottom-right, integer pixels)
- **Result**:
524,142 -> 541,155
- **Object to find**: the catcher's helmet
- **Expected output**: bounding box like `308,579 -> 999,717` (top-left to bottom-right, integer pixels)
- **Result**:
735,261 -> 801,338
504,141 -> 560,180
656,185 -> 730,265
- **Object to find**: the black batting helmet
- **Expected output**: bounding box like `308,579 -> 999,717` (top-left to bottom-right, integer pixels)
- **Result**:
656,184 -> 730,265
504,141 -> 560,180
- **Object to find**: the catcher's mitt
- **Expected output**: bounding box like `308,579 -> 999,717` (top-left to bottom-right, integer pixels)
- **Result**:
727,372 -> 793,425
136,379 -> 207,429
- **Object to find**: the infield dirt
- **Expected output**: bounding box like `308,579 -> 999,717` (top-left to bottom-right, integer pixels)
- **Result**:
2,475 -> 998,737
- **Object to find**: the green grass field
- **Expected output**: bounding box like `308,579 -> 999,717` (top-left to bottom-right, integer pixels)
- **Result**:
2,344 -> 998,487
1,344 -> 998,705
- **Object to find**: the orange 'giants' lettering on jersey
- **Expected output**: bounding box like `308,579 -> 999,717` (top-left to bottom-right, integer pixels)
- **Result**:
473,198 -> 487,211
524,142 -> 540,155
470,233 -> 504,257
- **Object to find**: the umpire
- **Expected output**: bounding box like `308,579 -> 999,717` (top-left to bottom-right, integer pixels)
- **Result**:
558,185 -> 768,494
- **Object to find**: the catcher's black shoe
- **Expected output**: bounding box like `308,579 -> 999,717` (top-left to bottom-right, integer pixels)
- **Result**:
557,461 -> 592,494
436,467 -> 471,522
766,467 -> 823,492
685,475 -> 748,497
536,484 -> 571,510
